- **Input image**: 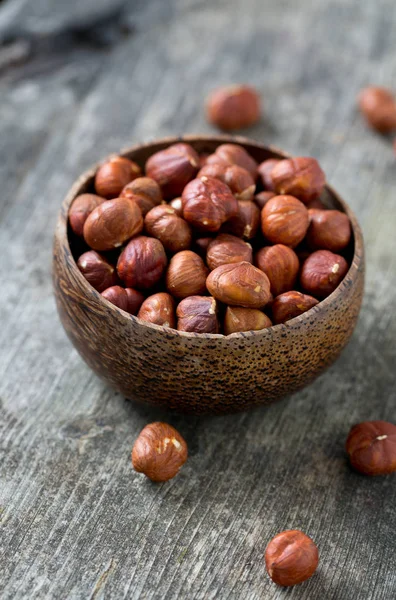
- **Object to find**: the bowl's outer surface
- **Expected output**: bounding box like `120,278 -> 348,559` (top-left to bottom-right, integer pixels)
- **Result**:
53,135 -> 365,414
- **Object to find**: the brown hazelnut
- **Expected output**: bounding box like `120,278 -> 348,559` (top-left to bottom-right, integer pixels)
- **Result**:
138,292 -> 176,327
300,250 -> 348,298
265,530 -> 319,587
261,195 -> 309,248
132,422 -> 188,482
224,307 -> 272,335
206,143 -> 258,179
206,84 -> 260,131
77,251 -> 118,292
117,236 -> 167,290
83,198 -> 143,251
120,176 -> 162,216
207,234 -> 252,270
271,291 -> 319,324
257,158 -> 281,191
182,176 -> 238,232
166,250 -> 208,298
255,245 -> 299,296
176,296 -> 219,333
169,197 -> 183,216
144,205 -> 192,253
271,157 -> 326,204
346,421 -> 396,476
145,143 -> 199,198
69,194 -> 105,237
222,200 -> 260,239
358,86 -> 396,133
206,261 -> 271,308
193,236 -> 213,257
306,209 -> 351,252
198,163 -> 256,201
101,285 -> 144,315
199,153 -> 210,168
95,156 -> 141,199
306,197 -> 327,210
254,191 -> 276,210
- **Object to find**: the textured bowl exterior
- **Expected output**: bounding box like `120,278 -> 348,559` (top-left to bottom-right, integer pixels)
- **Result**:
53,135 -> 365,414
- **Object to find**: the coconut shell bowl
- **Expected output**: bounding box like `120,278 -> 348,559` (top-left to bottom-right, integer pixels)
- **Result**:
53,135 -> 364,415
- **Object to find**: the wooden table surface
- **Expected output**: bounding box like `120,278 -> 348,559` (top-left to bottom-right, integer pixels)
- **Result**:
1,0 -> 395,598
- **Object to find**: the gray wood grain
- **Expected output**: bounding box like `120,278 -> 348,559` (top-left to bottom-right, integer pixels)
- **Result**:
1,0 -> 396,598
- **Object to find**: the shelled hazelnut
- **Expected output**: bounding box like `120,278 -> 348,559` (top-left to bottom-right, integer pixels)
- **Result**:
138,293 -> 176,328
198,163 -> 256,201
255,245 -> 299,296
120,176 -> 162,216
83,198 -> 143,251
95,156 -> 141,199
206,143 -> 258,179
117,236 -> 167,290
358,86 -> 396,133
182,176 -> 238,232
271,157 -> 326,204
101,285 -> 144,315
345,421 -> 396,476
261,195 -> 309,248
206,261 -> 271,308
265,530 -> 319,587
224,307 -> 272,335
145,205 -> 192,253
207,234 -> 252,270
146,143 -> 200,198
271,291 -> 319,324
69,194 -> 105,237
254,191 -> 276,210
206,85 -> 260,131
177,296 -> 219,333
193,236 -> 213,257
306,209 -> 351,252
77,251 -> 118,292
300,250 -> 348,298
166,250 -> 208,298
222,200 -> 260,239
257,159 -> 281,191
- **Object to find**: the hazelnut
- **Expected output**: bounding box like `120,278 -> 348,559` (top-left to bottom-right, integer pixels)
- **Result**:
358,86 -> 396,133
166,250 -> 208,298
206,143 -> 258,179
206,261 -> 271,308
222,200 -> 260,239
300,250 -> 348,298
69,193 -> 105,237
176,296 -> 219,333
306,209 -> 351,252
198,163 -> 256,201
265,530 -> 319,587
120,176 -> 162,216
193,236 -> 213,257
145,143 -> 199,198
224,307 -> 272,335
132,422 -> 188,482
261,195 -> 309,248
77,251 -> 118,292
117,236 -> 167,290
271,157 -> 326,204
306,197 -> 327,210
101,285 -> 144,315
207,234 -> 252,270
255,245 -> 299,296
271,291 -> 319,324
169,197 -> 183,216
95,156 -> 141,199
257,158 -> 281,191
254,191 -> 276,210
182,176 -> 238,232
145,205 -> 192,253
83,198 -> 143,251
346,420 -> 396,476
138,292 -> 176,328
206,84 -> 260,131
199,153 -> 210,168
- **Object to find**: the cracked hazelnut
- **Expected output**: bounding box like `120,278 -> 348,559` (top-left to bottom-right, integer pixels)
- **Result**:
206,143 -> 258,179
95,156 -> 141,199
261,195 -> 309,248
132,422 -> 188,482
206,84 -> 260,131
198,162 -> 256,201
83,198 -> 143,251
222,200 -> 260,239
346,421 -> 396,476
255,245 -> 299,296
224,307 -> 272,335
145,143 -> 199,198
169,197 -> 183,216
182,176 -> 238,232
77,251 -> 118,292
254,191 -> 276,210
358,86 -> 396,133
101,285 -> 144,315
120,176 -> 162,216
69,193 -> 105,237
271,291 -> 318,324
257,158 -> 281,191
138,292 -> 176,327
207,234 -> 252,270
306,209 -> 351,252
271,157 -> 326,204
177,296 -> 219,333
117,236 -> 167,290
145,205 -> 192,253
166,250 -> 209,298
265,530 -> 319,587
206,261 -> 271,308
300,250 -> 348,298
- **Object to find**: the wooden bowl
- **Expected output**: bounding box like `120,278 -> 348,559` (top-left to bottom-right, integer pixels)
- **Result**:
53,135 -> 364,414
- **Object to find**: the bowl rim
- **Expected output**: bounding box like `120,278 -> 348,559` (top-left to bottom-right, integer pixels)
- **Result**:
55,134 -> 364,340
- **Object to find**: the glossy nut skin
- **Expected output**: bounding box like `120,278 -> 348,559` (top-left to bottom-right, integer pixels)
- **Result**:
117,236 -> 167,290
182,176 -> 238,232
132,422 -> 188,482
207,233 -> 252,270
176,296 -> 219,333
145,142 -> 199,199
358,87 -> 396,133
206,85 -> 260,131
145,205 -> 192,253
206,143 -> 258,179
224,307 -> 272,335
346,421 -> 396,476
265,530 -> 319,587
83,198 -> 143,251
257,159 -> 281,191
271,291 -> 319,324
166,250 -> 209,299
101,285 -> 144,315
198,163 -> 256,201
138,293 -> 176,328
271,157 -> 326,204
206,261 -> 271,308
261,195 -> 309,248
300,250 -> 348,298
120,176 -> 162,216
68,193 -> 105,237
306,209 -> 351,252
255,244 -> 299,296
222,200 -> 260,239
255,191 -> 276,210
77,251 -> 118,292
95,156 -> 141,199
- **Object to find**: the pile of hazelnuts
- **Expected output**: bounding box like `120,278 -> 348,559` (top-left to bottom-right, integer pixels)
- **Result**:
69,142 -> 352,334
